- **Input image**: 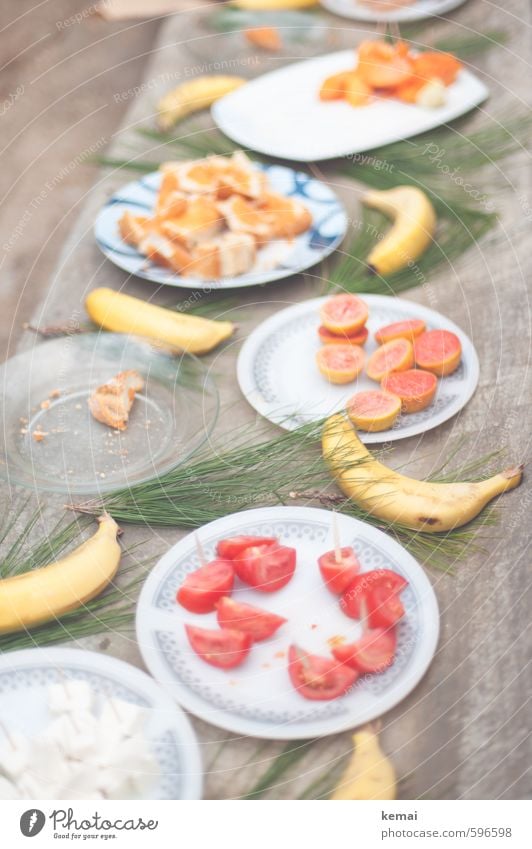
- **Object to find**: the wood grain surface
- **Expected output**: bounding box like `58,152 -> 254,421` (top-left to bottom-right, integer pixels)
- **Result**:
0,0 -> 530,800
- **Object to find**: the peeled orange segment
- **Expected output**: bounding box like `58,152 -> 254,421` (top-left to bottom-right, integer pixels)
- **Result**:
344,73 -> 372,106
413,52 -> 462,86
347,390 -> 401,432
319,72 -> 353,101
381,369 -> 437,413
366,338 -> 414,382
375,319 -> 426,345
414,329 -> 462,376
320,294 -> 369,335
356,40 -> 414,90
318,324 -> 369,347
316,344 -> 365,385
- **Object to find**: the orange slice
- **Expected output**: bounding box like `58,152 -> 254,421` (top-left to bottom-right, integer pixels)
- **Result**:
413,330 -> 462,376
366,338 -> 414,382
244,27 -> 282,52
318,325 -> 369,347
344,73 -> 372,106
374,319 -> 426,345
316,345 -> 365,385
347,390 -> 401,432
381,369 -> 437,413
413,52 -> 462,86
320,294 -> 369,335
356,40 -> 414,90
319,72 -> 353,101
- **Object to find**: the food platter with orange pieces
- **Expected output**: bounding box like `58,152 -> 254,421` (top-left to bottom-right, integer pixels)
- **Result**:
319,0 -> 468,23
237,294 -> 479,442
94,153 -> 347,290
212,46 -> 487,162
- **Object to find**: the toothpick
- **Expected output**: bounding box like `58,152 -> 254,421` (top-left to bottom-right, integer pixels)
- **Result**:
195,533 -> 207,566
332,513 -> 342,564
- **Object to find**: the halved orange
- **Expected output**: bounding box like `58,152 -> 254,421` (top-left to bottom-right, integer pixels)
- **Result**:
413,330 -> 462,376
347,390 -> 401,432
318,325 -> 369,347
366,338 -> 414,382
374,319 -> 426,346
316,344 -> 365,385
381,369 -> 437,413
320,294 -> 369,335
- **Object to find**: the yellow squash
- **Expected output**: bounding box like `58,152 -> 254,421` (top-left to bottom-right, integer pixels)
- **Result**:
86,288 -> 234,355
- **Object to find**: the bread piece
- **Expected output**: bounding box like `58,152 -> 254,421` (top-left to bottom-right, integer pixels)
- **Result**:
89,370 -> 144,431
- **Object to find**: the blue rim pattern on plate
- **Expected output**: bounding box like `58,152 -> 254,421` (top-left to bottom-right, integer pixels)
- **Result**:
94,164 -> 347,290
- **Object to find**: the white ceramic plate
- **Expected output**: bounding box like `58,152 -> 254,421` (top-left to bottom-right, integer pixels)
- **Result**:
320,0 -> 467,23
94,165 -> 347,290
212,49 -> 488,162
0,648 -> 202,799
237,294 -> 479,441
136,505 -> 439,740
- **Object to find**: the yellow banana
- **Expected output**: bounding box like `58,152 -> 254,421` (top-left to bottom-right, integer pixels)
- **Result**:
322,414 -> 523,532
0,515 -> 121,635
331,724 -> 396,800
363,186 -> 436,276
232,0 -> 318,8
157,76 -> 246,131
85,288 -> 234,355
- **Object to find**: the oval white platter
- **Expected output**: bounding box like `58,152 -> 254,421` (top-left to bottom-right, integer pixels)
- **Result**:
320,0 -> 468,23
94,164 -> 347,290
0,648 -> 202,800
136,505 -> 439,740
212,49 -> 488,162
237,293 -> 479,442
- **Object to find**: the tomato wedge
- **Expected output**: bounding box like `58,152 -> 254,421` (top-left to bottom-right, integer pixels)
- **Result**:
318,546 -> 360,594
216,535 -> 277,560
288,645 -> 358,701
177,559 -> 235,614
235,543 -> 296,592
340,569 -> 408,619
332,628 -> 397,674
366,586 -> 405,629
216,596 -> 286,641
185,624 -> 252,669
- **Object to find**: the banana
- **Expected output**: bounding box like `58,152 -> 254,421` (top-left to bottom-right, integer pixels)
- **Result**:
331,724 -> 396,800
322,414 -> 523,532
0,515 -> 121,635
232,0 -> 318,8
85,288 -> 234,355
362,186 -> 437,276
157,76 -> 246,131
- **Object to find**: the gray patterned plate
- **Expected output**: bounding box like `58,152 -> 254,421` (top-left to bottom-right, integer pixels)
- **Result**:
237,294 -> 479,442
319,0 -> 467,23
136,506 -> 439,739
94,165 -> 347,290
0,648 -> 202,799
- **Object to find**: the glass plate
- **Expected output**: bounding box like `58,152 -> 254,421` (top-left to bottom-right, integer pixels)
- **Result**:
0,333 -> 219,495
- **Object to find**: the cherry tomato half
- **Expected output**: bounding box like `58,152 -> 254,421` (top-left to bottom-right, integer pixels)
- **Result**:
216,535 -> 278,560
288,645 -> 358,701
185,624 -> 252,669
235,543 -> 296,592
318,546 -> 361,594
366,586 -> 405,629
177,559 -> 235,614
216,596 -> 286,642
332,628 -> 397,674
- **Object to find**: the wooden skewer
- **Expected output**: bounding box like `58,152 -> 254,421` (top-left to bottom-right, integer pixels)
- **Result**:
332,513 -> 343,564
195,533 -> 207,566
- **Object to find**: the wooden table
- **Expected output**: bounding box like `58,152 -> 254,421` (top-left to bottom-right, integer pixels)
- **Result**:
2,0 -> 531,800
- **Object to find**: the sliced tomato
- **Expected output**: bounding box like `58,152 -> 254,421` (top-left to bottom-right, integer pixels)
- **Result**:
185,624 -> 252,669
216,596 -> 286,641
177,559 -> 235,614
366,586 -> 405,629
216,535 -> 277,560
318,546 -> 361,594
340,569 -> 408,619
332,628 -> 396,674
235,543 -> 296,592
288,645 -> 358,701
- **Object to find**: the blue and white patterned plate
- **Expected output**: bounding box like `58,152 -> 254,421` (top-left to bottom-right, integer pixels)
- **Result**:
237,294 -> 479,442
94,165 -> 347,290
136,506 -> 439,740
0,648 -> 203,799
